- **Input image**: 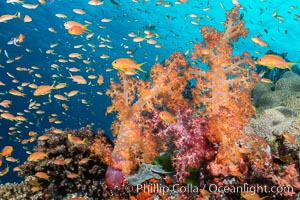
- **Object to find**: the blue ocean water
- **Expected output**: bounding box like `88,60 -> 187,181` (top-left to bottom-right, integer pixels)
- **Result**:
0,0 -> 299,184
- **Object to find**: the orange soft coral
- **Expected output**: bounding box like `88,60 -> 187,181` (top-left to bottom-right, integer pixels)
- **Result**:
106,6 -> 271,189
106,53 -> 193,180
190,6 -> 265,178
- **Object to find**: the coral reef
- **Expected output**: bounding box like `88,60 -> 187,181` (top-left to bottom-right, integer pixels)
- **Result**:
18,126 -> 112,199
105,5 -> 275,189
105,5 -> 300,199
253,71 -> 300,114
246,106 -> 300,165
0,176 -> 42,200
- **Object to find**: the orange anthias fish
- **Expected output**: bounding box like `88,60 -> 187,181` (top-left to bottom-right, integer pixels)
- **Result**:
251,37 -> 268,47
68,134 -> 86,145
0,165 -> 10,176
64,21 -> 85,29
1,113 -> 16,121
27,152 -> 48,162
35,171 -> 50,180
1,146 -> 13,157
159,110 -> 176,123
33,83 -> 56,96
0,12 -> 20,23
18,33 -> 25,43
112,58 -> 146,75
68,25 -> 88,35
256,54 -> 298,70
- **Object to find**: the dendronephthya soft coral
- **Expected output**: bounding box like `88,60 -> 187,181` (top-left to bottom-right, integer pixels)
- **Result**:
105,6 -> 299,194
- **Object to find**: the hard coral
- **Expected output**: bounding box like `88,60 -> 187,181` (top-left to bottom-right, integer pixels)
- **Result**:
253,71 -> 300,114
18,126 -> 111,199
0,176 -> 42,200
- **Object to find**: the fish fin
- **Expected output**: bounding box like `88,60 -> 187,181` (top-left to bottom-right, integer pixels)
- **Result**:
68,72 -> 73,78
83,138 -> 88,144
85,29 -> 93,34
84,24 -> 91,32
288,62 -> 297,69
48,93 -> 52,103
51,81 -> 56,88
15,12 -> 22,19
137,62 -> 147,72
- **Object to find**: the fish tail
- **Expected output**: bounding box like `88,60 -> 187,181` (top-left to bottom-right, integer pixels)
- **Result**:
15,12 -> 21,19
288,62 -> 297,71
51,81 -> 56,88
137,62 -> 147,72
84,23 -> 91,30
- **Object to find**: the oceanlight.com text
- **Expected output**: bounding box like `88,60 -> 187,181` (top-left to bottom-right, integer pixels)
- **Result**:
125,183 -> 294,196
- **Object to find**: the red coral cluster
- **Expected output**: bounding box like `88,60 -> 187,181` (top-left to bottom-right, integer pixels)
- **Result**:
153,107 -> 215,182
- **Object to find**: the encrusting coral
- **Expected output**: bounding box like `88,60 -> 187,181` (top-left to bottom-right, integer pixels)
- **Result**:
18,126 -> 112,199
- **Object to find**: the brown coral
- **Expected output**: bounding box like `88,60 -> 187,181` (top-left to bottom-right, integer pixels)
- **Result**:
18,126 -> 111,199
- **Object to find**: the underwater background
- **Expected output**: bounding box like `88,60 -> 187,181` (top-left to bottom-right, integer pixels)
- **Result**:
0,0 -> 300,198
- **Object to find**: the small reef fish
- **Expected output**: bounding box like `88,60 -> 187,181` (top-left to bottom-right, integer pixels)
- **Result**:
256,54 -> 298,70
0,100 -> 12,108
159,110 -> 176,123
88,0 -> 103,6
64,21 -> 85,29
68,25 -> 89,35
68,134 -> 86,145
5,156 -> 19,163
112,58 -> 146,75
35,171 -> 50,180
260,78 -> 273,84
27,152 -> 48,162
1,146 -> 13,157
283,133 -> 296,145
23,15 -> 32,22
0,12 -> 20,23
33,83 -> 56,96
9,89 -> 25,97
251,37 -> 268,47
66,172 -> 80,179
1,113 -> 16,121
69,74 -> 87,84
0,165 -> 10,176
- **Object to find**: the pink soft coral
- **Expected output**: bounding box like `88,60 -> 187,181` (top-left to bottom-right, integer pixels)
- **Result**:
154,107 -> 215,182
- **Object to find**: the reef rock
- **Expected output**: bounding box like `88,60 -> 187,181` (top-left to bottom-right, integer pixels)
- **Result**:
246,106 -> 300,162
